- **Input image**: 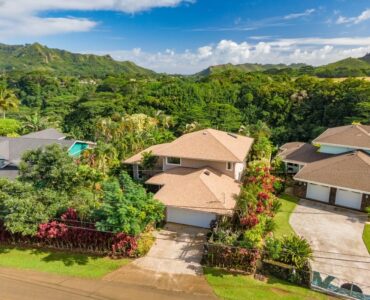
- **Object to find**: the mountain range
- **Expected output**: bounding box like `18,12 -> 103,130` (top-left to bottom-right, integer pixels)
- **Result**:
0,43 -> 153,77
0,42 -> 370,78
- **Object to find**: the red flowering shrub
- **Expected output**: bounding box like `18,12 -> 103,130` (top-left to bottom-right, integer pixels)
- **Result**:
240,213 -> 259,228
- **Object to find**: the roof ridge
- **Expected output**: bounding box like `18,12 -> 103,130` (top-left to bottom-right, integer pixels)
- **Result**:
357,125 -> 370,137
207,129 -> 241,162
198,167 -> 228,209
356,150 -> 370,165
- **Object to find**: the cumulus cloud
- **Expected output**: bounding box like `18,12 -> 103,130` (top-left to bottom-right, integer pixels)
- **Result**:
336,9 -> 370,25
0,0 -> 193,38
102,37 -> 370,74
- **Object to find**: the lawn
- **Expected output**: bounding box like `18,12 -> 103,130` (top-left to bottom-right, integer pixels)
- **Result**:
204,267 -> 334,300
0,245 -> 130,278
363,224 -> 370,254
273,194 -> 299,238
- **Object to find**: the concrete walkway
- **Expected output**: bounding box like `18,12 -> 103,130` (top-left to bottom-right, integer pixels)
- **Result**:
290,199 -> 370,293
103,223 -> 216,298
0,267 -> 216,300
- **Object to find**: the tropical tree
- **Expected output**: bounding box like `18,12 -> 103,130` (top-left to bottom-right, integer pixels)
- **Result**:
0,87 -> 19,118
22,112 -> 53,133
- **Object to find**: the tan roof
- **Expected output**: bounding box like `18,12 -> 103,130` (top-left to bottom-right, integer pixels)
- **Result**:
123,143 -> 170,164
278,142 -> 332,165
294,151 -> 370,193
146,167 -> 241,214
124,128 -> 253,164
313,124 -> 370,149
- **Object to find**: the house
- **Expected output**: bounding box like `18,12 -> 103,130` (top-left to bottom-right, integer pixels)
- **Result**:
124,128 -> 254,228
0,128 -> 94,180
278,124 -> 370,211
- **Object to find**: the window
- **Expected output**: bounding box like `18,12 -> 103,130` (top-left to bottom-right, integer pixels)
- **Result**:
226,162 -> 233,171
166,157 -> 181,165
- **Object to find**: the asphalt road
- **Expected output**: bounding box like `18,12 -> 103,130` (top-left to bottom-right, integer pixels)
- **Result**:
0,269 -> 216,300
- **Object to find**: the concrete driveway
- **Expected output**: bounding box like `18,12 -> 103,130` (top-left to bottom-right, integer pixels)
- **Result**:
290,199 -> 370,293
104,223 -> 216,298
134,223 -> 207,275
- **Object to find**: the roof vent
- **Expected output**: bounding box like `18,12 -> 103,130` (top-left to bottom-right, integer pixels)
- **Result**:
203,132 -> 207,135
204,170 -> 210,176
227,133 -> 237,139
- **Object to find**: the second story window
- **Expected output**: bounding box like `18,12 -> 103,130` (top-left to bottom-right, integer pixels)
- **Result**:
166,157 -> 181,165
226,162 -> 233,171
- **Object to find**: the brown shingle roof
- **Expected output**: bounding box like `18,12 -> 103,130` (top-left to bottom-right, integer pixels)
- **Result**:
313,124 -> 370,149
123,143 -> 170,164
278,142 -> 332,165
146,167 -> 241,214
124,128 -> 253,164
294,151 -> 370,193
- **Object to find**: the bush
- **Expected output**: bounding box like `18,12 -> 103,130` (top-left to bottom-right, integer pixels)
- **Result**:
280,235 -> 313,268
136,232 -> 155,256
239,228 -> 263,249
0,118 -> 20,136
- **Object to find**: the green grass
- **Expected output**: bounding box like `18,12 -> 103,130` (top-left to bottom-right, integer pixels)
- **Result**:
274,194 -> 299,238
0,245 -> 130,278
204,267 -> 334,300
363,224 -> 370,254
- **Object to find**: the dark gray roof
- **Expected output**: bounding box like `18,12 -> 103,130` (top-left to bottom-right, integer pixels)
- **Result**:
0,137 -> 75,166
22,128 -> 66,140
0,165 -> 19,180
278,142 -> 332,165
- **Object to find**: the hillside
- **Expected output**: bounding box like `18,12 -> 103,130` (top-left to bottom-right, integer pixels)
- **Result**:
314,57 -> 370,77
196,62 -> 307,77
0,43 -> 154,77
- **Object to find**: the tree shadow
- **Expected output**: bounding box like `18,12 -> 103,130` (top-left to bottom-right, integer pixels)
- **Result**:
0,244 -> 99,267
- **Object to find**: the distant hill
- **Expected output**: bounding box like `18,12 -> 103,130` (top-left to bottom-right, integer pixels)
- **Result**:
196,62 -> 307,77
0,43 -> 154,77
195,54 -> 370,78
315,56 -> 370,77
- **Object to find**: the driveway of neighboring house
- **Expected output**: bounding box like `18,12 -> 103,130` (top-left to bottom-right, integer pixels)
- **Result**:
290,199 -> 370,293
104,223 -> 216,298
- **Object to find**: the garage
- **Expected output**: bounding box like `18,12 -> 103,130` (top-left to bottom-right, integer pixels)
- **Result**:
166,207 -> 216,228
306,183 -> 330,203
335,189 -> 363,210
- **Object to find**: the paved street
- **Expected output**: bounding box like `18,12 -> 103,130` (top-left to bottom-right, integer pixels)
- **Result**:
0,267 -> 216,300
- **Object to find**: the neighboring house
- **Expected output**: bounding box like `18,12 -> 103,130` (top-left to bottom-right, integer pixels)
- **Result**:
0,128 -> 94,180
124,128 -> 254,228
278,124 -> 370,211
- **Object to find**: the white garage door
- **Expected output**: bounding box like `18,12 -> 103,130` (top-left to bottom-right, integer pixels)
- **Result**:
335,189 -> 362,210
167,207 -> 216,228
306,183 -> 330,203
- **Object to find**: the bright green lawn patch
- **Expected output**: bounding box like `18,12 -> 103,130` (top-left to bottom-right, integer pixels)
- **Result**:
274,194 -> 299,238
204,267 -> 333,300
363,224 -> 370,254
0,245 -> 130,278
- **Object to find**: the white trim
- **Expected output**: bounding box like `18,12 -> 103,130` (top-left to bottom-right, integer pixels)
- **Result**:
283,159 -> 307,166
165,157 -> 182,166
226,162 -> 233,171
312,141 -> 370,151
293,177 -> 369,195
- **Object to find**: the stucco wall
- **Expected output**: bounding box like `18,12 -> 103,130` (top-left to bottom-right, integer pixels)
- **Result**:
162,157 -> 239,179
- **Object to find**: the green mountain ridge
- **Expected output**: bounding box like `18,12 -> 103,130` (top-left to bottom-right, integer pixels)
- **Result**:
196,62 -> 308,76
0,43 -> 154,77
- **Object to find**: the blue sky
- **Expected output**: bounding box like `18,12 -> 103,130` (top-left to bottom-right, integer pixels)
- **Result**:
1,0 -> 370,73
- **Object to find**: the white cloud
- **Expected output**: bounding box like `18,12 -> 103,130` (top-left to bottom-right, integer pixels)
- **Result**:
101,37 -> 370,74
0,0 -> 193,38
284,9 -> 315,20
336,8 -> 370,25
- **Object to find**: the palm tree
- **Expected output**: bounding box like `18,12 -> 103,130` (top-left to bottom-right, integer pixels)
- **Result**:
23,112 -> 51,132
0,87 -> 19,119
